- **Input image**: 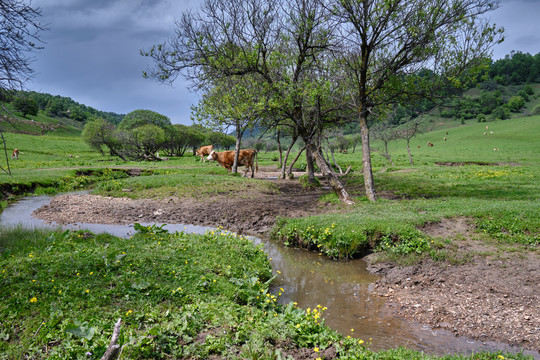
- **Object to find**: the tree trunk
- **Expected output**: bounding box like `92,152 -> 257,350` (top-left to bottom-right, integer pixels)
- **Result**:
280,136 -> 297,179
406,139 -> 413,165
383,141 -> 394,165
233,135 -> 241,173
100,318 -> 122,360
276,130 -> 283,167
304,140 -> 316,183
310,144 -> 354,204
286,145 -> 305,179
359,117 -> 377,201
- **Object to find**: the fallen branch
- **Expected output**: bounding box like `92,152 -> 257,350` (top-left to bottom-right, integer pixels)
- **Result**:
100,318 -> 122,360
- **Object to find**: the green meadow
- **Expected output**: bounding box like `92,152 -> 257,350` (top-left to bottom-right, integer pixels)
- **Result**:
0,115 -> 539,358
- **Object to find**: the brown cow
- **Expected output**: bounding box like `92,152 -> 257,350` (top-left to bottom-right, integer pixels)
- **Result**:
207,149 -> 258,178
195,145 -> 213,162
11,148 -> 19,159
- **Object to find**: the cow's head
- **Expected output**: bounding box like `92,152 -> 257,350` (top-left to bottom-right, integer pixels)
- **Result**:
206,150 -> 216,161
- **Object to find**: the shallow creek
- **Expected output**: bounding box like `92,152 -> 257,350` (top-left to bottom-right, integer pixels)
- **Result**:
1,194 -> 536,358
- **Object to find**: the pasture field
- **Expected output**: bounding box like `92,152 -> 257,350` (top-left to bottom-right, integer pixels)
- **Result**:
1,115 -> 539,358
2,115 -> 539,260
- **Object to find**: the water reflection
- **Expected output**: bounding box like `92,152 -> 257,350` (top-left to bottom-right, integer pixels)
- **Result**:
1,194 -> 538,359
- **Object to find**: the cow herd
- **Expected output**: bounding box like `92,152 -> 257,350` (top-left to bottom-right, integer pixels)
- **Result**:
197,145 -> 258,178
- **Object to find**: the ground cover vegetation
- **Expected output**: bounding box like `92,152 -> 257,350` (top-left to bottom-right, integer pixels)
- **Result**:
1,0 -> 539,357
0,226 -> 534,359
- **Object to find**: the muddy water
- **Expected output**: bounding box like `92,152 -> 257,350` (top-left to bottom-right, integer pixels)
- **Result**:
1,194 -> 538,359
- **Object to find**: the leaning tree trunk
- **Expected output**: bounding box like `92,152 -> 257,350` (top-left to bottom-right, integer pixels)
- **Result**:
286,145 -> 305,179
309,144 -> 354,205
359,117 -> 377,201
280,135 -> 297,179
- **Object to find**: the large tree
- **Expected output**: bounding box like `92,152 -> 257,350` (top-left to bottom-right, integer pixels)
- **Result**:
143,0 -> 355,203
0,0 -> 45,175
332,0 -> 504,200
191,76 -> 268,173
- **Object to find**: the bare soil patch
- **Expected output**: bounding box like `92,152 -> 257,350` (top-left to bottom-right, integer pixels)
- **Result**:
32,170 -> 539,352
33,168 -> 332,236
368,218 -> 540,352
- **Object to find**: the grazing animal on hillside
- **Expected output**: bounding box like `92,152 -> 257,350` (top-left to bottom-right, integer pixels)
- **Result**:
195,145 -> 213,162
443,137 -> 447,141
11,148 -> 19,159
207,149 -> 258,178
427,141 -> 434,147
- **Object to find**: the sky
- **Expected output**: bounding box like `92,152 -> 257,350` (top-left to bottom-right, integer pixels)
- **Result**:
26,0 -> 540,125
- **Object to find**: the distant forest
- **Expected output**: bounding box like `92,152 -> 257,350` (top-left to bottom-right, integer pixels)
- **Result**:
2,90 -> 124,125
489,51 -> 540,84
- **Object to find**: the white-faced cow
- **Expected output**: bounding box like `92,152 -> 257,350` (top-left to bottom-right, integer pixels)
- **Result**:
207,149 -> 258,177
11,148 -> 19,159
195,145 -> 213,162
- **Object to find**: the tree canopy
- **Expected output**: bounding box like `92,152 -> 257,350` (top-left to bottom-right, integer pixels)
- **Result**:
143,0 -> 504,203
118,109 -> 172,131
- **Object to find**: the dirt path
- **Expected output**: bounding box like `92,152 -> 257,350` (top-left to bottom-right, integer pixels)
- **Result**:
32,172 -> 540,353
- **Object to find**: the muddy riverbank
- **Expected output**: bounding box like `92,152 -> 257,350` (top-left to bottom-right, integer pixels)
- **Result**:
30,175 -> 539,353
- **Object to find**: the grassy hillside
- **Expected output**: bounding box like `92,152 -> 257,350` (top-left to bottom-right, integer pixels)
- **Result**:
0,102 -> 85,137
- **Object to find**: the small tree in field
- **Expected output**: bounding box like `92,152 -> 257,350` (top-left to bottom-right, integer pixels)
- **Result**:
396,117 -> 430,166
118,124 -> 166,161
507,96 -> 526,112
82,118 -> 126,160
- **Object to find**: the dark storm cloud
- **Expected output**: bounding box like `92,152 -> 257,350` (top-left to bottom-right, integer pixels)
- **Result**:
490,0 -> 540,59
26,0 -> 539,124
28,0 -> 199,124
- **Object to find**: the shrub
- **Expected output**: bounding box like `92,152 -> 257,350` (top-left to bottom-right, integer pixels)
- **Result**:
13,96 -> 38,117
506,96 -> 526,112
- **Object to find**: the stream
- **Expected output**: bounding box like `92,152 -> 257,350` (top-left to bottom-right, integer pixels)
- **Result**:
1,194 -> 537,358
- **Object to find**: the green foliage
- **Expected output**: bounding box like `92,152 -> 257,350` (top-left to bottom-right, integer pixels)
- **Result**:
506,95 -> 526,112
15,90 -> 124,125
491,106 -> 511,120
476,113 -> 487,122
12,96 -> 38,117
118,109 -> 171,131
162,124 -> 206,156
489,51 -> 540,84
82,118 -> 118,155
129,124 -> 166,154
376,230 -> 431,255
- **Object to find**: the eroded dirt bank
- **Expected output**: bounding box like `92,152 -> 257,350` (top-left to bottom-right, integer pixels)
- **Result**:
33,177 -> 331,236
368,218 -> 539,352
32,177 -> 539,352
